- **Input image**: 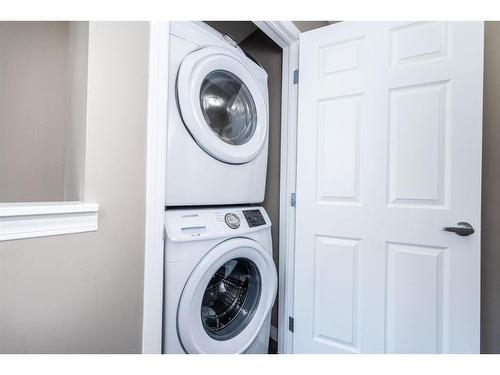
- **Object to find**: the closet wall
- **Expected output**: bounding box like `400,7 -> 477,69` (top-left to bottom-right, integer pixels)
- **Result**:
240,29 -> 283,330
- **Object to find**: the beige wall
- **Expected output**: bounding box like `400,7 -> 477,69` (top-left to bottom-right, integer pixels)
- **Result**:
240,30 -> 283,329
0,21 -> 89,203
0,22 -> 69,202
0,22 -> 149,353
481,21 -> 500,354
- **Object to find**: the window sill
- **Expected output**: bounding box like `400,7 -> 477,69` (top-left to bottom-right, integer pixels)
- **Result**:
0,202 -> 99,241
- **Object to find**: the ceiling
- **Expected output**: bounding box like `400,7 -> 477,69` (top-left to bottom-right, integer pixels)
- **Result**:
204,21 -> 337,43
204,21 -> 258,44
292,21 -> 336,32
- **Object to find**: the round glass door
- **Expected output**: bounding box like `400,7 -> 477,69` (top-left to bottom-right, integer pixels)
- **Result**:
176,237 -> 276,353
176,46 -> 268,164
201,257 -> 261,341
200,70 -> 257,146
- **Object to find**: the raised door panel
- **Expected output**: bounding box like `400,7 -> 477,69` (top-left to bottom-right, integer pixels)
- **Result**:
390,22 -> 449,67
385,243 -> 448,353
316,95 -> 362,204
313,236 -> 360,353
388,81 -> 449,207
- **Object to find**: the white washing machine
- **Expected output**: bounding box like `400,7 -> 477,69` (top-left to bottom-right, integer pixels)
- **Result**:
166,22 -> 269,206
163,206 -> 277,354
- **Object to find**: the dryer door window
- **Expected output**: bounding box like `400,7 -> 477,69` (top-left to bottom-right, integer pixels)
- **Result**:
177,46 -> 268,164
200,70 -> 257,146
201,257 -> 261,341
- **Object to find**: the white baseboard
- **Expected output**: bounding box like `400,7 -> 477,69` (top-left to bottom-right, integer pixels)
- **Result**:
270,325 -> 278,342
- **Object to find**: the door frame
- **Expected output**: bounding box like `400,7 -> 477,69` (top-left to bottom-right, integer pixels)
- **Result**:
253,21 -> 300,354
142,21 -> 170,354
141,20 -> 300,354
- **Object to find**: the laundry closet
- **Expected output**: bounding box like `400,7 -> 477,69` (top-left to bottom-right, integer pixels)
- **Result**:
162,21 -> 284,354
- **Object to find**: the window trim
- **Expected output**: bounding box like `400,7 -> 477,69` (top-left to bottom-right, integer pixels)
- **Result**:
0,201 -> 99,241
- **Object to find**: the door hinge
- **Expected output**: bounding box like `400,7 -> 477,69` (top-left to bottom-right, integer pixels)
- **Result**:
290,193 -> 296,207
293,69 -> 299,84
288,316 -> 295,333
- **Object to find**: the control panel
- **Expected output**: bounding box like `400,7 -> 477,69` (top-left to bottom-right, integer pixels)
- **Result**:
242,209 -> 266,228
165,206 -> 270,241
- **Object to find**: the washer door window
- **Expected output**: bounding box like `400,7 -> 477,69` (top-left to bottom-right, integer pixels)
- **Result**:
177,46 -> 267,164
177,238 -> 277,354
201,257 -> 261,341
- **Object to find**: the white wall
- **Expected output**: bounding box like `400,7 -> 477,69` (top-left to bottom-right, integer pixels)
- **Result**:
0,22 -> 69,202
0,22 -> 150,353
64,22 -> 89,201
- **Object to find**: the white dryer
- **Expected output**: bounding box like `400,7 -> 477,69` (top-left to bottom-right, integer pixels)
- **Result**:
166,22 -> 269,206
163,206 -> 277,354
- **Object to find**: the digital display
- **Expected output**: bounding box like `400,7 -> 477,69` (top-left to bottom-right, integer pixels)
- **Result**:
243,209 -> 266,227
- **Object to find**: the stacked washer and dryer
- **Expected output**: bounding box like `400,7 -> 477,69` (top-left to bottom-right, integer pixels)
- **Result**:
163,22 -> 278,354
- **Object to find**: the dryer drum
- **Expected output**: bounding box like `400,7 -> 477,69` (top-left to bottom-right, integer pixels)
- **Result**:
200,69 -> 258,146
201,257 -> 262,341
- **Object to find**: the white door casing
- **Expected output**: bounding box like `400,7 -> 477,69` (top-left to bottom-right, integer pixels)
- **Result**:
294,22 -> 483,353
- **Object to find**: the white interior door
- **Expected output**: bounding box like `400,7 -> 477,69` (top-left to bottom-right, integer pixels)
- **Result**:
293,21 -> 483,354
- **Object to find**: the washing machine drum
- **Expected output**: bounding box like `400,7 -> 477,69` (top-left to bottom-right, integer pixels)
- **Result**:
177,46 -> 268,164
177,238 -> 277,354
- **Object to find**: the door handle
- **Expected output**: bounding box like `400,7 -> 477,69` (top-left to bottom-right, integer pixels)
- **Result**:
443,222 -> 475,236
